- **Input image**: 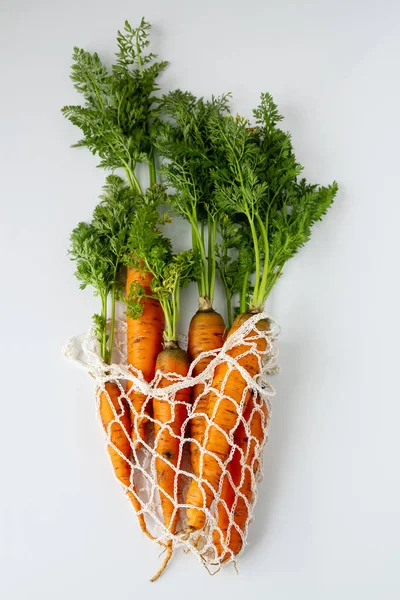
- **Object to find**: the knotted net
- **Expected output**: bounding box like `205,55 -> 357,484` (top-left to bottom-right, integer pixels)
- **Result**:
64,312 -> 280,574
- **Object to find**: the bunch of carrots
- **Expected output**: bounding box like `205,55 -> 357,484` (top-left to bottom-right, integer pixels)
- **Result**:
64,19 -> 337,580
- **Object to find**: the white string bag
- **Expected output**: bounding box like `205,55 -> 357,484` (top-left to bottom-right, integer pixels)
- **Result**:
64,311 -> 280,573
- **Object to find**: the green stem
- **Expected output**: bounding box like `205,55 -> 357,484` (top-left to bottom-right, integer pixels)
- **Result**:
148,151 -> 157,186
86,70 -> 104,111
226,292 -> 232,329
191,224 -> 202,297
160,297 -> 174,342
219,258 -> 232,327
100,292 -> 108,363
125,164 -> 142,195
264,264 -> 283,300
173,283 -> 181,341
171,296 -> 176,343
208,218 -> 217,304
107,283 -> 117,365
255,213 -> 269,307
191,218 -> 207,297
136,35 -> 143,73
247,213 -> 260,303
157,277 -> 181,343
207,214 -> 212,299
240,270 -> 249,314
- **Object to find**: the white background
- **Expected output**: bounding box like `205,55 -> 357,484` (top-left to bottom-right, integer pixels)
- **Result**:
1,0 -> 399,598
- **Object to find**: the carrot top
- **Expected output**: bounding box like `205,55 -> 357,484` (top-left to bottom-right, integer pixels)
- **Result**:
126,205 -> 198,342
69,175 -> 137,363
156,91 -> 230,304
211,94 -> 338,319
62,18 -> 167,193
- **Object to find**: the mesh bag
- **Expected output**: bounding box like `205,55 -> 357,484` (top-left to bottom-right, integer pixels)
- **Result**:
64,311 -> 279,573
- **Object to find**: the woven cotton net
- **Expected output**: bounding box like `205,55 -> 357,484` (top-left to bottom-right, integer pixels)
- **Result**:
64,312 -> 279,573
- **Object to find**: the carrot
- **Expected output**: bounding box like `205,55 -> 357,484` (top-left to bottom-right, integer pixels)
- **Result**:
150,342 -> 190,581
126,265 -> 164,447
158,95 -> 228,446
188,296 -> 225,476
99,381 -> 154,540
212,395 -> 268,561
69,180 -> 158,537
186,312 -> 270,530
127,202 -> 198,579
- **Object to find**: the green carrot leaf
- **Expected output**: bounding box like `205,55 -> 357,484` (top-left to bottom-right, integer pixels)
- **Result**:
62,19 -> 167,179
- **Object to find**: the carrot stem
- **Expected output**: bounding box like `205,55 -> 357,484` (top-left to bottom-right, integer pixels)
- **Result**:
174,285 -> 181,342
159,297 -> 174,342
108,283 -> 117,365
100,292 -> 108,363
247,211 -> 260,303
207,214 -> 212,298
149,150 -> 157,186
208,216 -> 217,304
125,164 -> 142,195
239,270 -> 249,315
191,219 -> 207,297
254,213 -> 269,308
226,291 -> 232,330
264,264 -> 283,301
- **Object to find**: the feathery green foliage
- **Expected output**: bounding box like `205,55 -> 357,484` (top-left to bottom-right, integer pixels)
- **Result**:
62,19 -> 167,193
69,176 -> 138,362
211,92 -> 338,314
156,90 -> 231,303
65,20 -> 337,334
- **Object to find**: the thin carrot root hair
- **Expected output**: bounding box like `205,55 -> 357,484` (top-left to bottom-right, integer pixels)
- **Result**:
150,540 -> 173,582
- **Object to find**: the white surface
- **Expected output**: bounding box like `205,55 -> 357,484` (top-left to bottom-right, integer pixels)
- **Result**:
1,0 -> 399,598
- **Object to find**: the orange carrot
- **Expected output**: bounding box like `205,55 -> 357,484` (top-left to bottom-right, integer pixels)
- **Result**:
126,207 -> 197,578
212,395 -> 268,561
98,381 -> 153,539
186,312 -> 270,530
151,342 -> 190,581
188,297 -> 225,476
126,265 -> 164,447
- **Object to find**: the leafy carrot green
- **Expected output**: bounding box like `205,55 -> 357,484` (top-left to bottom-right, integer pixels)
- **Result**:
125,203 -> 199,579
126,203 -> 198,340
211,93 -> 338,315
62,18 -> 167,193
69,175 -> 137,363
156,90 -> 230,304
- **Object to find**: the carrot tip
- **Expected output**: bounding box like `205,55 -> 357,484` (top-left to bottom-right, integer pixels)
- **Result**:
150,541 -> 173,582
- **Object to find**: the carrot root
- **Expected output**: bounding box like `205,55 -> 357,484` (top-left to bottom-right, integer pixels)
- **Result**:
186,313 -> 270,531
212,395 -> 268,560
150,540 -> 173,582
188,300 -> 225,477
153,343 -> 190,539
126,265 -> 164,447
99,382 -> 154,539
